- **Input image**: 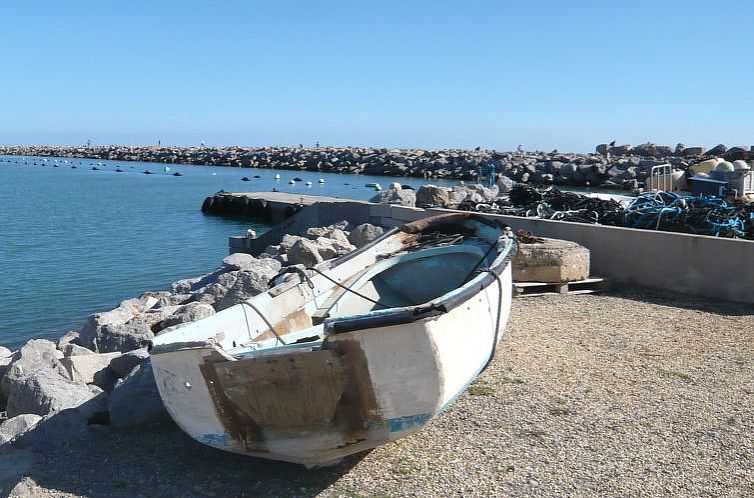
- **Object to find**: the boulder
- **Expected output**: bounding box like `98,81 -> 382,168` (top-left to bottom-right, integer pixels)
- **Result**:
119,294 -> 161,315
451,184 -> 498,205
416,185 -> 451,208
59,352 -> 121,384
513,238 -> 590,283
682,146 -> 706,157
313,237 -> 356,260
214,259 -> 282,311
96,317 -> 154,353
109,348 -> 149,378
0,356 -> 11,381
109,361 -> 170,428
221,253 -> 257,271
63,343 -> 95,357
158,302 -> 216,330
56,331 -> 80,352
369,189 -> 416,206
0,346 -> 11,358
287,238 -> 325,267
78,306 -> 136,351
348,223 -> 384,248
190,283 -> 229,306
5,367 -> 104,418
1,339 -> 65,398
278,234 -> 306,253
496,175 -> 515,193
0,414 -> 42,445
705,144 -> 727,157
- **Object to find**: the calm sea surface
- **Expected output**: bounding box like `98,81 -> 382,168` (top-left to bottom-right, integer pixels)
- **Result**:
0,156 -> 458,350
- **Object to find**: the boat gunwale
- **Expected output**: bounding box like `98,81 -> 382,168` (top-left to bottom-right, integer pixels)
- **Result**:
325,216 -> 513,334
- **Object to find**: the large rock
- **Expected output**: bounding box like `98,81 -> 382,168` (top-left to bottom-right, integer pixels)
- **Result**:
0,340 -> 65,398
96,317 -> 154,353
189,283 -> 229,306
416,185 -> 451,208
496,175 -> 515,193
513,238 -> 590,283
59,352 -> 121,384
78,306 -> 136,351
109,348 -> 149,378
0,347 -> 11,358
313,236 -> 356,260
287,238 -> 325,267
5,367 -> 105,418
214,259 -> 282,311
221,253 -> 258,271
56,331 -> 80,353
348,223 -> 384,248
109,361 -> 170,428
369,189 -> 416,206
158,302 -> 215,330
0,414 -> 42,445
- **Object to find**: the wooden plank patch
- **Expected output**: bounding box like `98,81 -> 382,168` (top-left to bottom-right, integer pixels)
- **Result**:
513,277 -> 604,298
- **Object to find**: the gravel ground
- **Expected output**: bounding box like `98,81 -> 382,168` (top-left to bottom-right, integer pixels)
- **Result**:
1,288 -> 752,497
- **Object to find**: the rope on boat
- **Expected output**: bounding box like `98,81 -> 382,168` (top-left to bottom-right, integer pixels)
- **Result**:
240,301 -> 287,346
479,269 -> 504,372
306,266 -> 392,310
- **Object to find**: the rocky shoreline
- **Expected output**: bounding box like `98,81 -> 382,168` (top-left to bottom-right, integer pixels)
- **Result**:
3,142 -> 753,188
0,221 -> 384,451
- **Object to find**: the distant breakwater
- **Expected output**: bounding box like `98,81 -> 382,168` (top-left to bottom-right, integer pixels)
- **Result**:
2,143 -> 752,189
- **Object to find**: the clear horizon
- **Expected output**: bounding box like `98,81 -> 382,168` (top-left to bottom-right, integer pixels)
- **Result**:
3,1 -> 753,153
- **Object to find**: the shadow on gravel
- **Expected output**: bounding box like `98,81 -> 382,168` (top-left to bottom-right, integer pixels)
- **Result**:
1,423 -> 365,498
604,285 -> 754,316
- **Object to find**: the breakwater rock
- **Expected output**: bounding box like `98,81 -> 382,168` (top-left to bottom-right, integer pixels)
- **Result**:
0,220 -> 384,449
3,143 -> 753,188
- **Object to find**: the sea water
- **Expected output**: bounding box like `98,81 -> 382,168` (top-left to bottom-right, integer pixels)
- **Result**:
0,156 -> 457,350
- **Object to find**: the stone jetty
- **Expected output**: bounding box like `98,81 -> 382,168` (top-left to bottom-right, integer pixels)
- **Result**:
3,142 -> 753,189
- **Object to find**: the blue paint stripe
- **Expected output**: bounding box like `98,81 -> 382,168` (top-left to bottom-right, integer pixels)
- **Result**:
388,413 -> 432,433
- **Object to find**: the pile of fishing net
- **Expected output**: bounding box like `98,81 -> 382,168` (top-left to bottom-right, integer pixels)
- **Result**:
505,185 -> 625,225
623,192 -> 754,239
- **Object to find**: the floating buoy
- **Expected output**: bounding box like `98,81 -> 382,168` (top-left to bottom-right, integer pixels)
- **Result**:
144,169 -> 152,174
212,172 -> 217,176
318,178 -> 325,183
173,172 -> 183,176
53,164 -> 59,168
253,175 -> 261,178
305,181 -> 312,186
275,174 -> 281,180
92,166 -> 99,170
289,179 -> 296,185
293,176 -> 303,182
71,166 -> 77,169
374,183 -> 382,191
241,176 -> 250,181
116,168 -> 123,172
164,166 -> 171,173
365,183 -> 378,187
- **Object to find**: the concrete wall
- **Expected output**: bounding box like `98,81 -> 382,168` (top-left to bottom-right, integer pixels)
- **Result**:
373,203 -> 754,305
229,195 -> 754,305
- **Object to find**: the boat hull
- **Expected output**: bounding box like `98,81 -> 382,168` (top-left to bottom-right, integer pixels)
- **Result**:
150,263 -> 512,467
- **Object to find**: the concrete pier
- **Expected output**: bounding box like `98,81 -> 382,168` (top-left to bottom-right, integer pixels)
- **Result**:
215,191 -> 754,305
201,191 -> 350,222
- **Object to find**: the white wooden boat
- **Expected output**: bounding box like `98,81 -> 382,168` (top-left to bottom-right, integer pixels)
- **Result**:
150,213 -> 514,467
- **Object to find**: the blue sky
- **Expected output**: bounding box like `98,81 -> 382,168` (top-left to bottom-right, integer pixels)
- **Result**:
2,0 -> 753,151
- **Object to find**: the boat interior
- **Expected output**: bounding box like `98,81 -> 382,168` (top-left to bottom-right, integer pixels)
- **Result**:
226,234 -> 499,359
